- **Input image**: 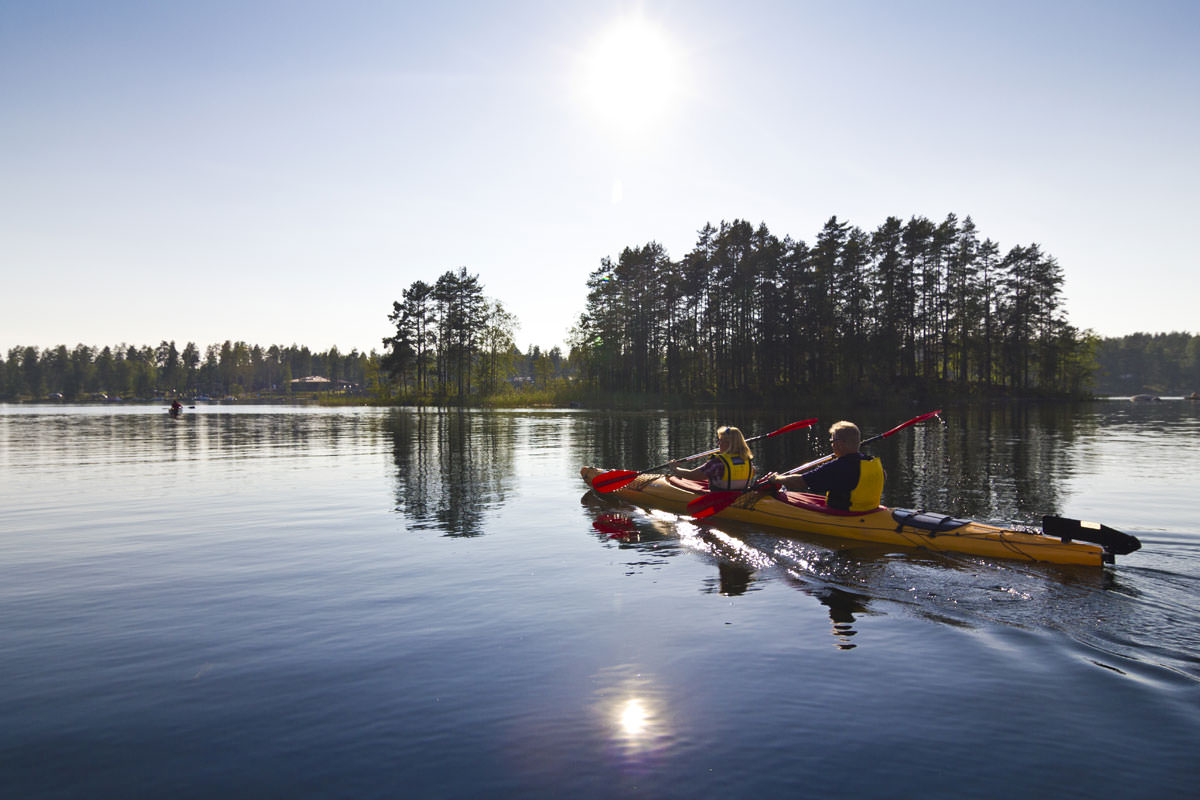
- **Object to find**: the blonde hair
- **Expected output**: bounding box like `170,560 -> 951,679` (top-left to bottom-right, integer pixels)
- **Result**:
717,426 -> 753,460
829,421 -> 861,448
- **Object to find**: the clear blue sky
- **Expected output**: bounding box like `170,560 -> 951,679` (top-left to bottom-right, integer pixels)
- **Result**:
3,0 -> 1197,356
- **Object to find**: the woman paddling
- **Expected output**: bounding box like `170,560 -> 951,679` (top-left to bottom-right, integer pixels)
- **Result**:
668,426 -> 755,490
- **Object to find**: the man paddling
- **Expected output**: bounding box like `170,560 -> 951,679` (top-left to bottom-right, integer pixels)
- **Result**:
764,421 -> 883,511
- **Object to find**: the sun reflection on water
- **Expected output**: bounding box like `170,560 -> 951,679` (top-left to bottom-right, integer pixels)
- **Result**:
610,694 -> 668,755
618,698 -> 650,737
595,676 -> 671,757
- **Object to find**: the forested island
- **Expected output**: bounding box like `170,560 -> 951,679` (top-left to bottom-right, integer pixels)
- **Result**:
577,215 -> 1081,399
4,214 -> 1198,404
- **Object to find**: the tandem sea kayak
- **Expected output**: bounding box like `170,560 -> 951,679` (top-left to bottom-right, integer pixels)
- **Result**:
580,467 -> 1141,567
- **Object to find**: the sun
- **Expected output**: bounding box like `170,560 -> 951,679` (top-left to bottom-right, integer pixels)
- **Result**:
575,14 -> 683,135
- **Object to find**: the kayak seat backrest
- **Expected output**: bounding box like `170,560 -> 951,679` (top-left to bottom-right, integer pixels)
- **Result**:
892,508 -> 971,534
779,491 -> 888,517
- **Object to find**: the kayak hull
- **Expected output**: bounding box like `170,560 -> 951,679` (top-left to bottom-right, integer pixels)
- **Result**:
581,467 -> 1113,567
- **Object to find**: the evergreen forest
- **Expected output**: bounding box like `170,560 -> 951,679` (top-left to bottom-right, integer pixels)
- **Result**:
1093,332 -> 1200,396
571,214 -> 1091,400
380,267 -> 570,403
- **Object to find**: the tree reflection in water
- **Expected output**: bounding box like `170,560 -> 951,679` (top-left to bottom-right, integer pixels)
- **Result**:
880,402 -> 1083,522
383,409 -> 516,537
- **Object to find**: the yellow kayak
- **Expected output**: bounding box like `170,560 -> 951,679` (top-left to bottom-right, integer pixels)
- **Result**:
580,467 -> 1140,567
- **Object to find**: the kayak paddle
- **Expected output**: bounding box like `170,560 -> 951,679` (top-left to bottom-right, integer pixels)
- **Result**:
688,410 -> 943,519
774,409 -> 944,479
589,417 -> 819,494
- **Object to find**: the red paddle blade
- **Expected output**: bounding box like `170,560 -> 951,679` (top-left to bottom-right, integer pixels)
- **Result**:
766,417 -> 819,438
591,469 -> 641,493
687,491 -> 742,519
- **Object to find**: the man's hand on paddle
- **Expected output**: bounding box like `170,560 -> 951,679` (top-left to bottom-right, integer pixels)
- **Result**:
763,471 -> 807,491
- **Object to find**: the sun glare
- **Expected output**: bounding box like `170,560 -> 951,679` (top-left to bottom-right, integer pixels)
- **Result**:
576,14 -> 683,134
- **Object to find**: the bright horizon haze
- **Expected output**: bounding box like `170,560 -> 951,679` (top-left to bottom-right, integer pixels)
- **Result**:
3,1 -> 1197,356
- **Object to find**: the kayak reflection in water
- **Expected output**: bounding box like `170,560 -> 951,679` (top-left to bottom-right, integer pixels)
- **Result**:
668,426 -> 755,490
763,421 -> 884,512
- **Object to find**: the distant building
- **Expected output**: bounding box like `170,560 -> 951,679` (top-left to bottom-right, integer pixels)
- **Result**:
290,376 -> 357,393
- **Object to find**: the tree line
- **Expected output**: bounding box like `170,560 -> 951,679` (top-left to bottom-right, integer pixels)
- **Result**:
0,342 -> 375,400
569,214 -> 1092,399
1092,332 -> 1200,395
1,333 -> 571,403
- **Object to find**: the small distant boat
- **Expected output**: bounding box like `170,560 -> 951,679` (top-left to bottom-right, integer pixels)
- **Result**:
1130,394 -> 1161,402
1189,392 -> 1199,401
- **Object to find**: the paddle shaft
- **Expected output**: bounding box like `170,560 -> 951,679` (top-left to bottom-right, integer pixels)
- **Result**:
779,410 -> 942,477
656,417 -> 818,473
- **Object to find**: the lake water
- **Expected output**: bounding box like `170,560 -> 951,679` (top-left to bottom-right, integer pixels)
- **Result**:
1,401 -> 1198,799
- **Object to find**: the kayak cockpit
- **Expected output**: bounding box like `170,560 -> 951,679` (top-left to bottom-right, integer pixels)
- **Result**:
663,477 -> 887,518
772,490 -> 889,517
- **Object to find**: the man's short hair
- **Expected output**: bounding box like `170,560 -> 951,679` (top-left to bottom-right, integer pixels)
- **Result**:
829,421 -> 861,448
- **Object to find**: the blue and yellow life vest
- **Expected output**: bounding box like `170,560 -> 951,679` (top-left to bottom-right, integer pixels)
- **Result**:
710,453 -> 753,490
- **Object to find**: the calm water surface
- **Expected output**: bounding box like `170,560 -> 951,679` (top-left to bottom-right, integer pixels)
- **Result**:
1,402 -> 1198,799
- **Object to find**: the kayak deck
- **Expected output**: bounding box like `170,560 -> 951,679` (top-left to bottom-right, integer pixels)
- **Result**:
581,466 -> 1134,567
